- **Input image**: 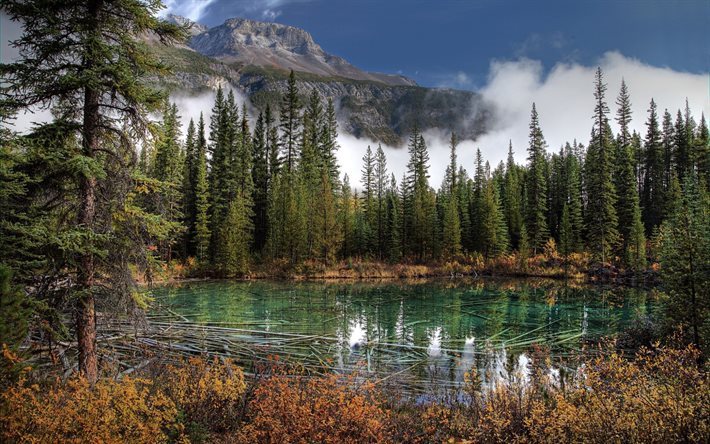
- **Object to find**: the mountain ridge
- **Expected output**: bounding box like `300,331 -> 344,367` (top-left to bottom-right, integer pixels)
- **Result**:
156,15 -> 490,145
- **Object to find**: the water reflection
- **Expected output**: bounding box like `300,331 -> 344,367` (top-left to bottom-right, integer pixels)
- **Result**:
152,278 -> 656,393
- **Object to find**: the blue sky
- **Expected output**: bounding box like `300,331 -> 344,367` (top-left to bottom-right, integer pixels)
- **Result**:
165,0 -> 709,88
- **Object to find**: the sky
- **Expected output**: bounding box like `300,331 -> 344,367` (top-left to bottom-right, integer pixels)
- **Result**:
2,1 -> 709,185
163,0 -> 709,88
160,0 -> 709,184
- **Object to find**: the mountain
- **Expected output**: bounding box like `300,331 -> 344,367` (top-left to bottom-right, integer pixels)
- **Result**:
154,15 -> 491,145
189,17 -> 415,87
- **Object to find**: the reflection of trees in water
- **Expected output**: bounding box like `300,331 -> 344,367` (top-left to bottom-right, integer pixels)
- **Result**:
153,278 -> 654,393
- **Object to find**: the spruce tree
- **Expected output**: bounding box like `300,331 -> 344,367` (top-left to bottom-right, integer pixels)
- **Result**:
563,142 -> 584,251
193,115 -> 210,263
252,111 -> 270,252
642,99 -> 665,232
280,70 -> 302,173
386,174 -> 403,262
182,118 -> 198,256
674,109 -> 691,181
320,98 -> 340,187
339,175 -> 356,258
0,0 -> 184,382
659,174 -> 709,351
614,80 -> 643,266
503,142 -> 523,249
525,103 -> 550,253
442,133 -> 462,257
360,145 -> 376,254
585,68 -> 619,263
695,114 -> 709,188
374,145 -> 388,258
218,194 -> 251,277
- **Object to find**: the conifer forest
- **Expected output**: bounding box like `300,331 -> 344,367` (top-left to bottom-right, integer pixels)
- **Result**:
0,1 -> 708,442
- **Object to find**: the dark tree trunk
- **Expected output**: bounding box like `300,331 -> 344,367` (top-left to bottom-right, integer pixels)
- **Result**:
77,0 -> 102,385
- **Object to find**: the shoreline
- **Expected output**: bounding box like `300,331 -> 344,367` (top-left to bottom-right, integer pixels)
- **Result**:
138,259 -> 658,288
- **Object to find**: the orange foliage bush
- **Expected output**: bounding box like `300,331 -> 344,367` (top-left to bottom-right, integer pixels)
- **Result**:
157,356 -> 246,434
0,376 -> 183,443
526,344 -> 709,443
235,374 -> 389,444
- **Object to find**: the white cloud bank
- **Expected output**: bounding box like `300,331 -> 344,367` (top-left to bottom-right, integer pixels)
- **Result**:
337,51 -> 709,188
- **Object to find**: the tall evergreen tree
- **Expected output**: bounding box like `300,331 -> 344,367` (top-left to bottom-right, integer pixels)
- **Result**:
585,68 -> 619,263
280,70 -> 302,173
695,114 -> 709,187
182,118 -> 198,256
0,0 -> 184,383
386,174 -> 403,262
442,133 -> 462,257
660,174 -> 709,351
252,111 -> 270,252
503,142 -> 523,249
360,145 -> 376,253
614,80 -> 644,265
525,103 -> 550,253
642,99 -> 665,232
193,115 -> 210,262
374,144 -> 388,258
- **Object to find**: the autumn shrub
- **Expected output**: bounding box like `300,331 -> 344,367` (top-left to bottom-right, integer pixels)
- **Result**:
526,344 -> 709,443
235,373 -> 390,444
0,375 -> 183,443
157,356 -> 246,435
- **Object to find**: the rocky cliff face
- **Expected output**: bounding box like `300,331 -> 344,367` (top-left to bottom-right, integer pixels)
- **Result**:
153,16 -> 490,145
187,17 -> 415,87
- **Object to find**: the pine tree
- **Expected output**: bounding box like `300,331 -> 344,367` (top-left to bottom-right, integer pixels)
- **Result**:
525,103 -> 550,253
674,109 -> 691,181
360,145 -> 376,254
518,224 -> 530,271
614,80 -> 643,266
695,114 -> 709,188
662,109 -> 675,192
374,144 -> 388,258
627,200 -> 646,274
559,204 -> 572,263
585,68 -> 619,263
313,169 -> 341,263
151,103 -> 184,261
181,118 -> 198,256
386,174 -> 403,262
405,129 -> 435,261
339,175 -> 356,258
280,70 -> 302,173
0,0 -> 184,383
218,194 -> 252,277
503,142 -> 523,249
643,99 -> 665,232
193,115 -> 210,262
564,142 -> 584,251
320,98 -> 340,187
252,111 -> 270,252
659,174 -> 709,351
442,133 -> 462,257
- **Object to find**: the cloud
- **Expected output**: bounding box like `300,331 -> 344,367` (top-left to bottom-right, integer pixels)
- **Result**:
162,0 -> 217,22
436,71 -> 474,89
475,51 -> 709,167
338,51 -> 709,188
169,87 -> 251,140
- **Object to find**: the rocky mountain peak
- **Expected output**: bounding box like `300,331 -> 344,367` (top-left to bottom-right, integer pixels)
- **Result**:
187,16 -> 416,87
165,14 -> 208,36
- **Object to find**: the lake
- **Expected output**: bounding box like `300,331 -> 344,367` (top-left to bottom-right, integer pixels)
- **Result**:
150,278 -> 656,397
